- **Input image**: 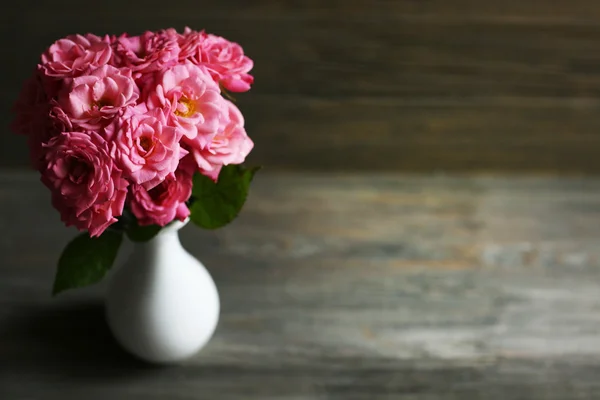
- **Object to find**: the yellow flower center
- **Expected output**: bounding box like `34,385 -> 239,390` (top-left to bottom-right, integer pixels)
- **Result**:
174,96 -> 196,118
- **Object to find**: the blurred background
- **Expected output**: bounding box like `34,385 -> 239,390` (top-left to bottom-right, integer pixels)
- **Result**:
2,0 -> 600,174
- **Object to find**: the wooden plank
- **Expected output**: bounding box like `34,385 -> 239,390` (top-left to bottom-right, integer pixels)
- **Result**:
2,172 -> 600,398
5,97 -> 600,172
9,0 -> 600,22
6,17 -> 600,99
239,97 -> 600,173
3,1 -> 600,172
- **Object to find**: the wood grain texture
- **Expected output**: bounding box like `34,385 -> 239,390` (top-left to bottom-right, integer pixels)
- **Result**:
241,96 -> 600,172
2,1 -> 600,172
2,171 -> 600,399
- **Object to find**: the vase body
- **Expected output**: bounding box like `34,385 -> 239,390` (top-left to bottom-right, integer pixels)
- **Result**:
105,220 -> 219,364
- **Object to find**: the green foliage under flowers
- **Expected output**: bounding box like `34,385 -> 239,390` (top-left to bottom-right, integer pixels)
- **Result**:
125,222 -> 162,243
52,164 -> 259,295
52,230 -> 122,295
189,164 -> 260,229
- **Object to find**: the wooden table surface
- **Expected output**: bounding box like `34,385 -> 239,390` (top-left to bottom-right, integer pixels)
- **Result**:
1,171 -> 600,399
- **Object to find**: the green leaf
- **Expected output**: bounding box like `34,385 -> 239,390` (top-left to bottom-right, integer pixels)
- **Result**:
52,230 -> 123,296
190,164 -> 260,229
126,223 -> 162,242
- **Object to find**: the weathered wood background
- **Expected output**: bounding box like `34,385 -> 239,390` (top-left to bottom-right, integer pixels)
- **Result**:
2,172 -> 600,398
2,0 -> 600,173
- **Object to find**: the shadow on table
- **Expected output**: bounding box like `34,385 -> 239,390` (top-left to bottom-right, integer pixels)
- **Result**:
0,300 -> 162,379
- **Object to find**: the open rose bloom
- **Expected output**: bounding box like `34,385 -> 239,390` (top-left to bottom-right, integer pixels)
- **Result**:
11,28 -> 254,237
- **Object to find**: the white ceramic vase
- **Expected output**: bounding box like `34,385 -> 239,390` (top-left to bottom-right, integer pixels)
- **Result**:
105,219 -> 220,364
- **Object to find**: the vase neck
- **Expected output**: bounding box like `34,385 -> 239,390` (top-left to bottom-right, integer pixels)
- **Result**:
149,229 -> 181,245
131,227 -> 184,263
133,219 -> 188,253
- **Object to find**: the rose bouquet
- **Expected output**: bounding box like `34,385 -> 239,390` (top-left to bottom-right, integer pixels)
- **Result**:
11,27 -> 258,295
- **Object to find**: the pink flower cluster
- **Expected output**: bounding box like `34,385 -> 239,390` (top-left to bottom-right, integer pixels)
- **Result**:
11,28 -> 254,237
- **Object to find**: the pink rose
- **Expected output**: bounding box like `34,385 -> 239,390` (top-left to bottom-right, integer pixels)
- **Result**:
180,29 -> 253,93
48,102 -> 73,132
113,107 -> 187,189
10,72 -> 49,137
58,65 -> 139,132
184,100 -> 253,180
10,72 -> 62,169
147,61 -> 227,145
177,27 -> 204,62
113,30 -> 179,75
40,34 -> 112,79
24,102 -> 74,171
41,131 -> 128,237
129,159 -> 194,226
